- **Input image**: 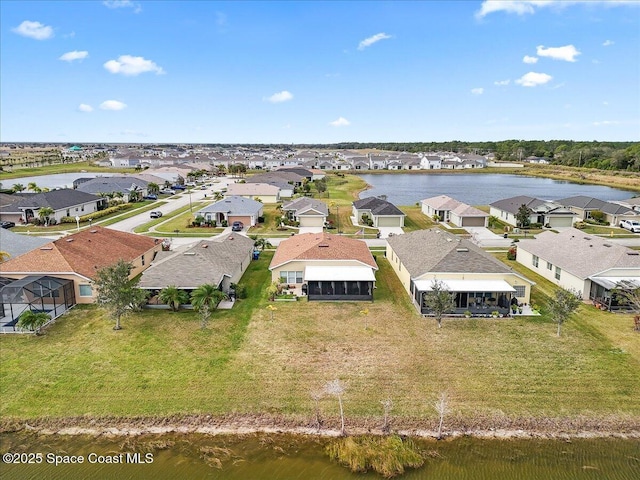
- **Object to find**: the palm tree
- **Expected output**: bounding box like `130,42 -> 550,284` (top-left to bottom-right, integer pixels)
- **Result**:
17,310 -> 50,335
147,182 -> 160,195
12,183 -> 25,193
213,191 -> 223,201
38,206 -> 55,226
159,285 -> 189,311
27,182 -> 41,193
0,251 -> 11,262
191,284 -> 227,329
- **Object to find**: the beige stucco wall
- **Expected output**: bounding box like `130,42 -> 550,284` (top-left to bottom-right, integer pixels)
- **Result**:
385,244 -> 412,296
516,247 -> 589,299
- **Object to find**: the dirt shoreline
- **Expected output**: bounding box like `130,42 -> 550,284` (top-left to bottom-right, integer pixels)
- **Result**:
2,414 -> 639,440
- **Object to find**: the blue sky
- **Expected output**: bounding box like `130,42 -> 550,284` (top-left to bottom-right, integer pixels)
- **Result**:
1,0 -> 639,144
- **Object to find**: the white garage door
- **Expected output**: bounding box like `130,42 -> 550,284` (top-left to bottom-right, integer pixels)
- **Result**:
377,216 -> 403,227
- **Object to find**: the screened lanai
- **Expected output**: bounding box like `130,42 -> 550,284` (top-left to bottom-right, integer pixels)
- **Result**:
0,276 -> 76,333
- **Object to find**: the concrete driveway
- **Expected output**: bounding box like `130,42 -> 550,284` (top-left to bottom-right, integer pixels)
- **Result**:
377,227 -> 404,238
298,226 -> 324,234
465,227 -> 513,248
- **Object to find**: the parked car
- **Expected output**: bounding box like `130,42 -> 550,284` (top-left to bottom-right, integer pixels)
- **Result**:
620,220 -> 640,233
143,194 -> 158,200
231,221 -> 244,231
1,221 -> 16,229
185,182 -> 197,187
150,211 -> 163,219
159,189 -> 175,195
171,185 -> 186,191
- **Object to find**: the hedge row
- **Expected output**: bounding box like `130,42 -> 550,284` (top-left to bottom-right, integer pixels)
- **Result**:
59,203 -> 134,223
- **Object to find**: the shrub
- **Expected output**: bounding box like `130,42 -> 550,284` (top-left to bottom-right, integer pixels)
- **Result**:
326,435 -> 424,478
60,204 -> 133,223
507,246 -> 517,260
221,220 -> 228,227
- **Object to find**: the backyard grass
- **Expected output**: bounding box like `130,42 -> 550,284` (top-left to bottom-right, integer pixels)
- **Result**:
400,206 -> 435,231
1,253 -> 639,422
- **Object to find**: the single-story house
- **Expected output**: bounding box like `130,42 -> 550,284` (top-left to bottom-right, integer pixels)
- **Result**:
139,233 -> 255,296
194,196 -> 263,227
421,195 -> 488,227
74,176 -> 150,202
386,229 -> 534,315
556,195 -> 640,226
281,197 -> 329,228
0,228 -> 51,261
269,232 -> 378,301
226,183 -> 280,203
352,196 -> 405,228
0,189 -> 106,224
489,195 -> 576,228
0,227 -> 161,330
516,228 -> 640,309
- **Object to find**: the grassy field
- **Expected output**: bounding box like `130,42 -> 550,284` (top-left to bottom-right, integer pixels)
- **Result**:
0,161 -> 136,180
1,251 -> 639,422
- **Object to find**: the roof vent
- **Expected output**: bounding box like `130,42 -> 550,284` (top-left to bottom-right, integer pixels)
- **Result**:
201,244 -> 208,248
319,243 -> 330,248
603,244 -> 612,248
183,252 -> 196,256
584,237 -> 591,240
456,248 -> 469,252
40,247 -> 53,251
66,238 -> 74,242
628,252 -> 639,256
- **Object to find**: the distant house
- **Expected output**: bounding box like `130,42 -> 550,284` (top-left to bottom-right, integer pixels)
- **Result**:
226,183 -> 280,203
516,228 -> 640,308
281,197 -> 329,229
556,195 -> 640,226
0,189 -> 106,224
0,227 -> 160,310
352,196 -> 405,228
75,176 -> 150,202
139,233 -> 255,295
194,196 -> 263,226
269,233 -> 378,301
489,195 -> 576,228
386,229 -> 534,315
421,195 -> 488,227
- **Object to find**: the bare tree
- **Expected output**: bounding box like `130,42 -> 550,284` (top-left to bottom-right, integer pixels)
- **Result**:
422,279 -> 456,328
380,398 -> 393,434
324,379 -> 346,436
434,392 -> 449,440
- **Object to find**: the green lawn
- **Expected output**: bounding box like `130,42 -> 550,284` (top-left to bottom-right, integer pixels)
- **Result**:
2,252 -> 639,422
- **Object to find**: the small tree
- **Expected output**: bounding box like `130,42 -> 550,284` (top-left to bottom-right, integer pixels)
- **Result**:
310,389 -> 324,431
612,282 -> 640,313
191,284 -> 226,329
147,182 -> 160,195
0,251 -> 11,262
434,392 -> 449,440
325,379 -> 346,436
266,304 -> 277,320
380,398 -> 393,434
159,285 -> 189,312
516,204 -> 532,228
94,260 -> 144,330
38,207 -> 54,226
422,279 -> 456,328
17,310 -> 50,335
548,287 -> 581,337
360,308 -> 369,330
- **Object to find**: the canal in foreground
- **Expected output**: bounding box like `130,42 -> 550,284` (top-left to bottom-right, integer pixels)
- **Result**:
1,432 -> 638,479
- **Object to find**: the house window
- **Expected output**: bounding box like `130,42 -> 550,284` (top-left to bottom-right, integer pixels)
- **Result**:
141,255 -> 145,266
79,284 -> 93,297
547,262 -> 553,270
514,285 -> 526,297
532,255 -> 539,268
279,271 -> 303,284
555,266 -> 561,280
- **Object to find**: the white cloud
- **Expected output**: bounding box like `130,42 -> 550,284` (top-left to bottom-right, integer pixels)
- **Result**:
476,1 -> 638,19
523,55 -> 538,64
264,91 -> 293,103
358,33 -> 392,50
536,44 -> 581,62
602,39 -> 615,46
104,55 -> 165,76
103,1 -> 142,13
471,88 -> 484,95
78,104 -> 93,112
603,101 -> 609,106
593,120 -> 620,126
59,50 -> 89,62
515,72 -> 553,87
12,20 -> 54,40
494,79 -> 510,86
100,100 -> 127,111
329,117 -> 350,127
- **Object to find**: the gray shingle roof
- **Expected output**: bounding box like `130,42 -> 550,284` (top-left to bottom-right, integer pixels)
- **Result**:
195,196 -> 263,216
76,176 -> 149,195
387,228 -> 512,278
516,228 -> 640,279
282,197 -> 328,215
0,228 -> 51,259
0,189 -> 101,211
353,196 -> 405,216
139,233 -> 255,289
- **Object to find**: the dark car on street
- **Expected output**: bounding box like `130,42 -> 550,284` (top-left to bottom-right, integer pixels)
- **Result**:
144,194 -> 158,200
150,211 -> 163,219
1,221 -> 16,229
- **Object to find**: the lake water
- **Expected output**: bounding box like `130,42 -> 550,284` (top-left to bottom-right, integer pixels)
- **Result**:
357,173 -> 638,206
0,173 -> 115,190
1,433 -> 638,479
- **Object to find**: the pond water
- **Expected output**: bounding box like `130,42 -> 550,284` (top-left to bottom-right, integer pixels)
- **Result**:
0,173 -> 115,190
357,173 -> 637,206
1,433 -> 638,479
